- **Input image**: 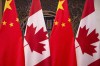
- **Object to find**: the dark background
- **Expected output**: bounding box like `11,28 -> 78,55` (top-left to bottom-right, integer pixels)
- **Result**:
2,0 -> 85,36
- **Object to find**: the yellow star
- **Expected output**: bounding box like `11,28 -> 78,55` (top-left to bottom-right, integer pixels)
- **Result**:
61,22 -> 66,27
16,18 -> 19,22
54,21 -> 58,25
4,0 -> 12,11
57,0 -> 64,10
68,18 -> 71,22
9,23 -> 13,27
2,21 -> 7,25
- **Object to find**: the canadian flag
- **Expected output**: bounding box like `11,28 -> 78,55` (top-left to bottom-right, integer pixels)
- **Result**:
24,0 -> 50,66
75,0 -> 100,66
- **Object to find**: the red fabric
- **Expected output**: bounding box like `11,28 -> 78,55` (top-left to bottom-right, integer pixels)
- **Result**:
89,59 -> 100,66
50,0 -> 77,66
35,57 -> 51,66
29,0 -> 41,16
81,0 -> 94,19
0,0 -> 25,66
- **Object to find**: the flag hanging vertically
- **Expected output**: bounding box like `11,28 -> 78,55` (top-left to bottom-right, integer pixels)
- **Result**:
0,0 -> 25,66
50,0 -> 77,66
24,0 -> 51,66
75,0 -> 100,66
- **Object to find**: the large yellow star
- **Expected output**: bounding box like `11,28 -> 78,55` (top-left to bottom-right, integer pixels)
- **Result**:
57,0 -> 64,10
4,0 -> 12,11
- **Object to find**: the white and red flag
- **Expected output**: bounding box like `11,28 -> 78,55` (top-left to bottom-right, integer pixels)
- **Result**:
75,0 -> 100,66
24,0 -> 51,66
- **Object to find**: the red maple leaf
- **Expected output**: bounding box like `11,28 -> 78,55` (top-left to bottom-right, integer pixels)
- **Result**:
88,59 -> 100,66
76,26 -> 99,56
25,24 -> 48,54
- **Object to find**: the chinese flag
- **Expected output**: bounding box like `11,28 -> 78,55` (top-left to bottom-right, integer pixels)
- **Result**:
75,0 -> 100,66
0,0 -> 25,66
24,0 -> 51,66
50,0 -> 77,66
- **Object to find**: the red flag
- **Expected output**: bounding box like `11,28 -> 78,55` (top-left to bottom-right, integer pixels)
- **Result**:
75,0 -> 100,66
24,0 -> 51,66
50,0 -> 77,66
0,0 -> 25,66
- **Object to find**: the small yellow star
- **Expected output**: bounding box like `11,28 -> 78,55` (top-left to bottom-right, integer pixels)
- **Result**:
57,0 -> 64,10
9,23 -> 13,27
16,18 -> 19,22
68,18 -> 71,22
4,0 -> 12,11
2,21 -> 7,25
54,21 -> 58,25
61,22 -> 66,27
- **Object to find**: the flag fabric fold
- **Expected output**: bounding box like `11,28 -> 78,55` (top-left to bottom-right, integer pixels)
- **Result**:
50,0 -> 77,66
24,0 -> 51,66
0,0 -> 25,66
75,0 -> 100,66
